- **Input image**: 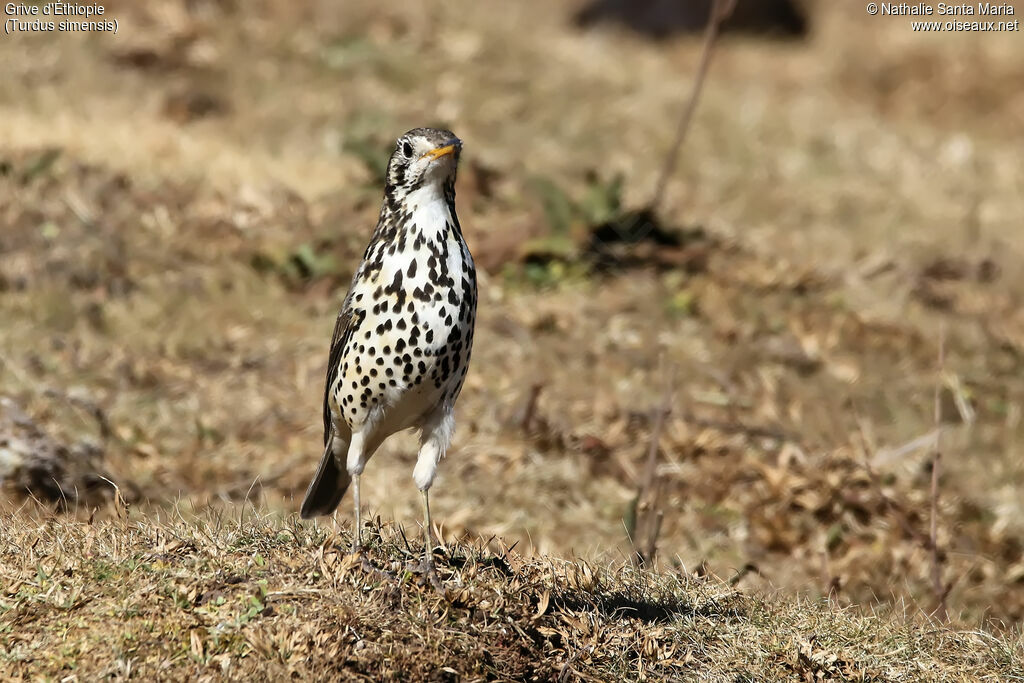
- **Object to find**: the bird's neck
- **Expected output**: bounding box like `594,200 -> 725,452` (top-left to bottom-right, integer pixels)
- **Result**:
384,181 -> 461,243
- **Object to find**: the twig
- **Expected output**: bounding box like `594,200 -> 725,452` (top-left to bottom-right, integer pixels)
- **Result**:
649,0 -> 737,212
930,325 -> 947,622
630,365 -> 675,567
727,562 -> 760,587
820,545 -> 840,604
518,382 -> 545,433
854,384 -> 953,624
870,427 -> 944,468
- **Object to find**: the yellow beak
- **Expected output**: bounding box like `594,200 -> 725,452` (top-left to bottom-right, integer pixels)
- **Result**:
420,144 -> 457,162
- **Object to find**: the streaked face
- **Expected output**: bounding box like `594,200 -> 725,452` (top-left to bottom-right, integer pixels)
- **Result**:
386,128 -> 462,192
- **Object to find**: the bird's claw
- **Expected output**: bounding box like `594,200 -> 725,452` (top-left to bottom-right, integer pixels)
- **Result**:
344,546 -> 400,582
407,555 -> 445,594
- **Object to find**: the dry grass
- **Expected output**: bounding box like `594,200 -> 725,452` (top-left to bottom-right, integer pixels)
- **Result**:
2,0 -> 1024,675
1,505 -> 1021,681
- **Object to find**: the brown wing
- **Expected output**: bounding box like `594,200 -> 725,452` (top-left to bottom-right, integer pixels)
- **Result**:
322,306 -> 354,446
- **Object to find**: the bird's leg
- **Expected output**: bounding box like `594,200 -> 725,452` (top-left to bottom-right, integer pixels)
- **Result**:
421,488 -> 434,572
346,432 -> 367,555
352,473 -> 362,554
411,417 -> 447,590
415,488 -> 444,592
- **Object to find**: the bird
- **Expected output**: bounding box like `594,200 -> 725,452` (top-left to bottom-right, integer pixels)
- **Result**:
300,127 -> 477,577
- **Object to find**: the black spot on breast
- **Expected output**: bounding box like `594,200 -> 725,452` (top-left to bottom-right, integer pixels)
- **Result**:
385,270 -> 403,295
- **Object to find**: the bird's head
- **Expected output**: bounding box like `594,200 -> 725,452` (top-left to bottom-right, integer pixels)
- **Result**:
385,127 -> 462,195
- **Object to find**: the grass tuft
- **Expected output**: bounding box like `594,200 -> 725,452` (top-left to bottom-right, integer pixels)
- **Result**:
1,508 -> 1020,680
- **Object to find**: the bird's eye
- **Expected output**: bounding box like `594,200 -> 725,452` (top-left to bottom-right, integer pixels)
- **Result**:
402,141 -> 413,158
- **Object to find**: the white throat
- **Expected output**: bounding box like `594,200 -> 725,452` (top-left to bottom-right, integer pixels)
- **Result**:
404,182 -> 454,239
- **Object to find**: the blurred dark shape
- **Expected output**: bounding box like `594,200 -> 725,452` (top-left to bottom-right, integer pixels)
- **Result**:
112,46 -> 169,71
920,255 -> 1001,284
109,33 -> 200,72
588,209 -> 713,272
574,0 -> 809,39
162,89 -> 230,123
0,396 -> 114,510
578,433 -> 627,479
913,253 -> 1002,313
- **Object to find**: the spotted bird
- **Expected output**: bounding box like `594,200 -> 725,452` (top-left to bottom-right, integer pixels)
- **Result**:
300,128 -> 477,576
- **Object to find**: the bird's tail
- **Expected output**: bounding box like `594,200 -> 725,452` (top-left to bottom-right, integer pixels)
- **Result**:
299,436 -> 352,519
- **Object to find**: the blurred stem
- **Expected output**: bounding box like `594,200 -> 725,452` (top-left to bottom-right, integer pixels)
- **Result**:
930,324 -> 947,622
649,0 -> 737,213
633,363 -> 675,568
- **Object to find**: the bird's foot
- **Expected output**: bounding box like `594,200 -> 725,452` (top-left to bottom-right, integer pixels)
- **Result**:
342,543 -> 395,581
407,553 -> 445,593
347,538 -> 368,565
